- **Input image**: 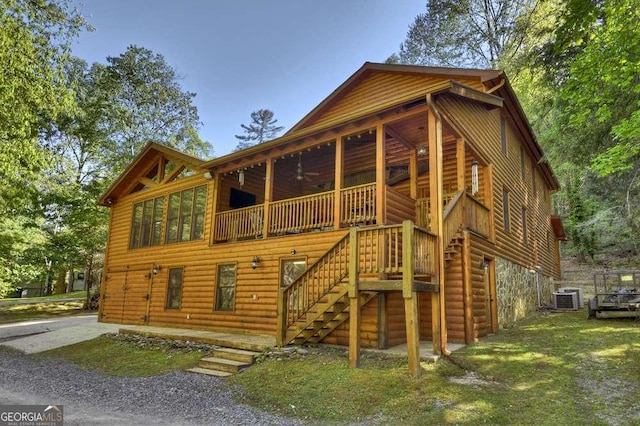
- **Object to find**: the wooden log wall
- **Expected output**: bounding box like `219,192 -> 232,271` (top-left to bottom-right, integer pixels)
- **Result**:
436,95 -> 560,280
321,296 -> 380,348
305,72 -> 485,130
101,173 -> 390,340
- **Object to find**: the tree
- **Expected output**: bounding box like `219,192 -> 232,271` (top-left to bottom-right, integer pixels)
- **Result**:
234,109 -> 284,151
100,45 -> 212,171
0,0 -> 87,213
389,0 -> 543,69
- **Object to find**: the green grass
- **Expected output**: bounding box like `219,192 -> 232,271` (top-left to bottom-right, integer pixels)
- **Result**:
230,311 -> 640,425
0,291 -> 91,323
0,290 -> 87,302
41,335 -> 208,377
35,310 -> 640,424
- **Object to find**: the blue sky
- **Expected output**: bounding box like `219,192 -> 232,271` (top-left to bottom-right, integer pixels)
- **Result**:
71,1 -> 425,157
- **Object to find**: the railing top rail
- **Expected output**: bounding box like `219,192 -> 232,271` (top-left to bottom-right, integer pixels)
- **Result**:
340,182 -> 376,191
215,203 -> 264,216
270,189 -> 334,204
442,190 -> 464,219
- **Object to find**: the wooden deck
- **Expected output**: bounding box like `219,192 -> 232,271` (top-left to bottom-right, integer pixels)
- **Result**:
118,325 -> 275,352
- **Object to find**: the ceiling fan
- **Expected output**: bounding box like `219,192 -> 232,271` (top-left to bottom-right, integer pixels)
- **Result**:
292,152 -> 319,182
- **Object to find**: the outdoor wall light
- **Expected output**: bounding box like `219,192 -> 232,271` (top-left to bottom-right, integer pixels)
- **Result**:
152,264 -> 161,275
417,144 -> 427,157
251,256 -> 261,269
290,248 -> 296,255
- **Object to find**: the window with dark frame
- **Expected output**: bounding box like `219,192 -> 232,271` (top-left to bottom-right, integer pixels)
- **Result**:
166,185 -> 207,243
503,188 -> 510,232
130,196 -> 164,249
500,116 -> 507,155
166,267 -> 183,309
215,264 -> 237,311
522,206 -> 528,244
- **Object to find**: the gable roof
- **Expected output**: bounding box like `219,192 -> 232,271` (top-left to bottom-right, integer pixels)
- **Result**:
288,62 -> 502,134
97,142 -> 205,207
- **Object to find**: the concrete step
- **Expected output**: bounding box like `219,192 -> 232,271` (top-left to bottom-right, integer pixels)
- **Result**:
199,356 -> 250,373
186,367 -> 233,378
213,347 -> 259,364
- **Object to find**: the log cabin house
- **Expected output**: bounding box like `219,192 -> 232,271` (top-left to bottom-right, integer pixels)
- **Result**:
98,62 -> 565,373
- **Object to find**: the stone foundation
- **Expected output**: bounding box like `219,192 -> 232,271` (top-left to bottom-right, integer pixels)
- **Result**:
495,257 -> 554,328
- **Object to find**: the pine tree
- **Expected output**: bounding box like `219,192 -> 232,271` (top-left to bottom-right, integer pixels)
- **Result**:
234,109 -> 284,151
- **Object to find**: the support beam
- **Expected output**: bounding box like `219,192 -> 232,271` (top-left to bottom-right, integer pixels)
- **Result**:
334,137 -> 343,230
462,230 -> 474,344
263,158 -> 274,239
210,172 -> 220,243
456,138 -> 466,193
404,292 -> 421,378
375,123 -> 385,225
348,227 -> 360,367
427,94 -> 449,356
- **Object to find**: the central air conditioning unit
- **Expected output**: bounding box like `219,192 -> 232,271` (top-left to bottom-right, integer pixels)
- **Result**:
558,287 -> 585,308
553,291 -> 579,310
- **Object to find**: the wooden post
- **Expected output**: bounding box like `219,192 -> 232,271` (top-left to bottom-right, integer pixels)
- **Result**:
486,164 -> 495,241
462,230 -> 474,344
456,138 -> 466,193
348,227 -> 360,367
210,172 -> 220,243
334,138 -> 343,229
375,123 -> 385,225
427,95 -> 448,355
402,220 -> 420,377
409,149 -> 418,201
263,158 -> 273,239
276,287 -> 285,347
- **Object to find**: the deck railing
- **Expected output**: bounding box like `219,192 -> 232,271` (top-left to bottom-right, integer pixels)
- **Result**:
465,194 -> 490,237
214,204 -> 264,241
341,183 -> 376,226
269,191 -> 334,234
277,221 -> 437,345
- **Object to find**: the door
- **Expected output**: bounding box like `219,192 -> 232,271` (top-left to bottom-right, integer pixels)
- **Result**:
483,258 -> 496,334
102,266 -> 151,325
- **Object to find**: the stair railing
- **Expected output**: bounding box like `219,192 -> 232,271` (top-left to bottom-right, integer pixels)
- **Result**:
277,233 -> 350,345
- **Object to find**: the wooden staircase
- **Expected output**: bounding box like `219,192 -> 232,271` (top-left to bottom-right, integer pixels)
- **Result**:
187,347 -> 261,377
288,282 -> 377,345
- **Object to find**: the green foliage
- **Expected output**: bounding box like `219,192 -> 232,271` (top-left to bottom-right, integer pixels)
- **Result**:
391,0 -> 544,69
234,108 -> 284,151
100,45 -> 212,170
0,0 -> 87,212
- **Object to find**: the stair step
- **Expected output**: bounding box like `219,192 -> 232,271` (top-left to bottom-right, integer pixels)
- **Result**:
199,356 -> 250,373
213,347 -> 259,364
186,367 -> 233,377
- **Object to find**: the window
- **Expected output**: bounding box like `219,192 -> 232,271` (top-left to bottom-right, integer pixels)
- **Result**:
166,267 -> 183,309
280,258 -> 307,288
522,206 -> 528,244
166,185 -> 207,243
500,116 -> 507,155
216,264 -> 237,311
130,196 -> 164,248
503,189 -> 510,232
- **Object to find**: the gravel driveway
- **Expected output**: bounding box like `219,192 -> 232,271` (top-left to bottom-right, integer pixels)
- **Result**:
0,346 -> 302,425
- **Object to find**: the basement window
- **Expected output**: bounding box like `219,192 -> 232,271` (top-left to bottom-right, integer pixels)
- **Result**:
280,258 -> 307,288
215,264 -> 237,311
166,267 -> 183,309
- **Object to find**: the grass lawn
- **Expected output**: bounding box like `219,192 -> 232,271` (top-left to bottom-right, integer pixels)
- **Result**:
37,310 -> 640,424
41,334 -> 209,377
231,310 -> 640,425
0,291 -> 89,324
